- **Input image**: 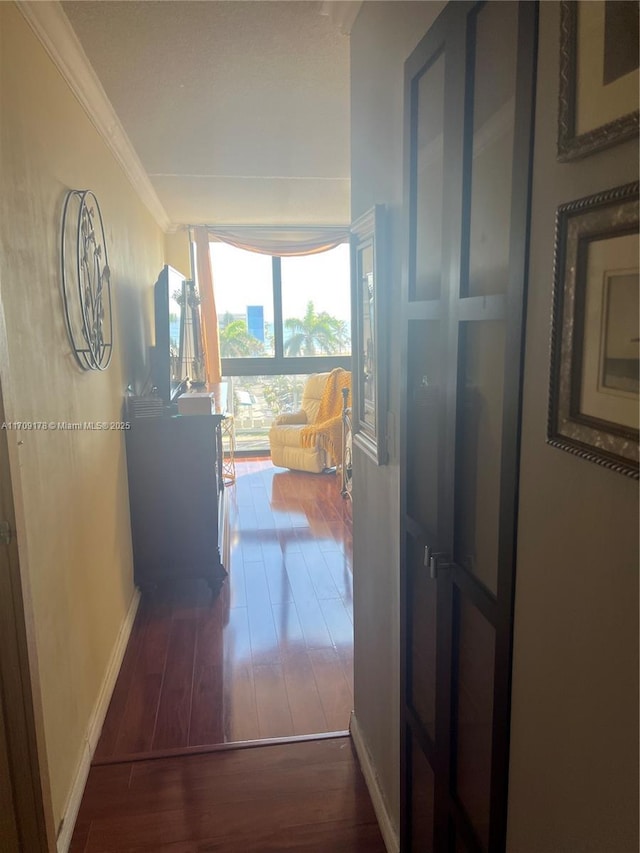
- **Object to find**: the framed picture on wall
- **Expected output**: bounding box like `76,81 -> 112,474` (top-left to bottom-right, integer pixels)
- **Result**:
351,205 -> 388,465
558,0 -> 639,161
547,181 -> 639,479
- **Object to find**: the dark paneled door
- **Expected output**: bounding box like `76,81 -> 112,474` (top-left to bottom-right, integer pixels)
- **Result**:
400,2 -> 537,851
0,379 -> 52,851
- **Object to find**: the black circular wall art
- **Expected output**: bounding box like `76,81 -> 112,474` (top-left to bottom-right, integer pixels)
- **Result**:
61,189 -> 113,371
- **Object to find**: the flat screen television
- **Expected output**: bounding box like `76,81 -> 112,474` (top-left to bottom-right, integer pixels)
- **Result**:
151,264 -> 188,404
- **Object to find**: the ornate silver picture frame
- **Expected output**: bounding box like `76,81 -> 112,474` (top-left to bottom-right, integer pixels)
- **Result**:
547,182 -> 639,479
558,0 -> 639,161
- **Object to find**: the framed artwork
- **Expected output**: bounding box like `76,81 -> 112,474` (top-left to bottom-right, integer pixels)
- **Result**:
548,181 -> 639,479
351,205 -> 388,465
558,0 -> 639,161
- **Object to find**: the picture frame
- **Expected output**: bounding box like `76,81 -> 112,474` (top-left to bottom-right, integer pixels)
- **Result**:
558,0 -> 639,162
547,181 -> 639,479
351,205 -> 388,465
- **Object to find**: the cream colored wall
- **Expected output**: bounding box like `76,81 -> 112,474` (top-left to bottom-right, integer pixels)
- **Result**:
507,3 -> 639,850
350,0 -> 445,830
0,3 -> 164,830
164,229 -> 191,281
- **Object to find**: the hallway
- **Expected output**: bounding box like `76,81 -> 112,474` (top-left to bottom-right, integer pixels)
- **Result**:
69,459 -> 369,850
95,459 -> 353,762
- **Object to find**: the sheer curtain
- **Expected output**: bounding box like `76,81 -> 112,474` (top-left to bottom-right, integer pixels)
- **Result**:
193,226 -> 222,384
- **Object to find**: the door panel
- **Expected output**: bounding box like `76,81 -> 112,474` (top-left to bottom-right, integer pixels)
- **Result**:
455,320 -> 506,596
463,1 -> 519,299
453,593 -> 496,848
408,536 -> 437,740
0,379 -> 52,851
0,699 -> 21,852
413,52 -> 446,303
409,735 -> 436,853
401,2 -> 537,851
406,320 -> 442,536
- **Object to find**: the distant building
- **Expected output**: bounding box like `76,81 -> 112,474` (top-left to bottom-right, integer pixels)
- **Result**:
247,305 -> 264,342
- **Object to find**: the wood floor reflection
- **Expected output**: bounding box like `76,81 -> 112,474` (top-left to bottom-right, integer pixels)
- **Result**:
94,458 -> 353,763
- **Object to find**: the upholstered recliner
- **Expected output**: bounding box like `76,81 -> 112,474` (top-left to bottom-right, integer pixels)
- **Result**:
269,372 -> 332,473
270,370 -> 352,473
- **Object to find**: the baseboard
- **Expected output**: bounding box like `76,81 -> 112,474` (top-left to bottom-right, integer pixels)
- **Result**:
350,711 -> 399,853
56,587 -> 140,853
55,741 -> 91,853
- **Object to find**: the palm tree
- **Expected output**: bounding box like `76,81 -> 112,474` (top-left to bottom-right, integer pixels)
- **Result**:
219,318 -> 264,357
283,301 -> 348,356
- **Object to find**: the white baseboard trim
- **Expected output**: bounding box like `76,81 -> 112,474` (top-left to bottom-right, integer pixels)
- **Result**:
56,741 -> 91,853
350,711 -> 399,853
56,588 -> 141,853
85,588 -> 141,757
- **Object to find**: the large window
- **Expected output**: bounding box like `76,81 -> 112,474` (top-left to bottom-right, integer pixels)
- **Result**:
224,373 -> 313,451
210,242 -> 352,374
281,247 -> 351,357
211,244 -> 275,357
210,241 -> 351,452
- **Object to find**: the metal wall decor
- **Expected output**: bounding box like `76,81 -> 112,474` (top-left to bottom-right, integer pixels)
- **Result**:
61,189 -> 113,370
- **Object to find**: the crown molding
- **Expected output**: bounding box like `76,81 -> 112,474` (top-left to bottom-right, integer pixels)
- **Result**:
17,1 -> 171,233
318,1 -> 363,35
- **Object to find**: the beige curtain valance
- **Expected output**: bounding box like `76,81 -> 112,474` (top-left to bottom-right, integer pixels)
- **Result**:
203,225 -> 351,257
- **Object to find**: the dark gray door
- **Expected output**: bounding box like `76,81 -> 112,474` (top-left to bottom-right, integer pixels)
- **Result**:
400,3 -> 537,850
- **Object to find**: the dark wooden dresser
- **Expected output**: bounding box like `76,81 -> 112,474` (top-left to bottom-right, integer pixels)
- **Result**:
125,413 -> 228,590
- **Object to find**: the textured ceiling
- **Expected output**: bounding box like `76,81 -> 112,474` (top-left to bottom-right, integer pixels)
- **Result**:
62,1 -> 351,226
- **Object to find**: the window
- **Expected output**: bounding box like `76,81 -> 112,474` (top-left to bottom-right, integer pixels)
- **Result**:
210,242 -> 352,374
210,241 -> 352,452
224,373 -> 314,451
211,244 -> 275,358
281,245 -> 351,357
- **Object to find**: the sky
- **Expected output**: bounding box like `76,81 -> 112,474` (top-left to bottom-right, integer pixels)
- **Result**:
209,242 -> 351,325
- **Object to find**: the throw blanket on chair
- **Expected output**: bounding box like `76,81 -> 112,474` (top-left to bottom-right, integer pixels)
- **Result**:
301,368 -> 351,468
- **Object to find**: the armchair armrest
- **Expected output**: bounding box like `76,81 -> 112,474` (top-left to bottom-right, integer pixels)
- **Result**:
272,410 -> 308,426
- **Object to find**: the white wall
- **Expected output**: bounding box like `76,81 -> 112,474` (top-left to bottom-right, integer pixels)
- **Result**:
350,0 -> 445,830
507,3 -> 639,850
351,1 -> 639,848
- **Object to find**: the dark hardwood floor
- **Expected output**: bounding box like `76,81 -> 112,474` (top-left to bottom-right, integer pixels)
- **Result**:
94,459 -> 354,763
71,465 -> 372,851
70,738 -> 385,852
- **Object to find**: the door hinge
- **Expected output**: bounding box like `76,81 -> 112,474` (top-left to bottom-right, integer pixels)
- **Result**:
0,520 -> 12,545
429,552 -> 452,580
424,547 -> 451,580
